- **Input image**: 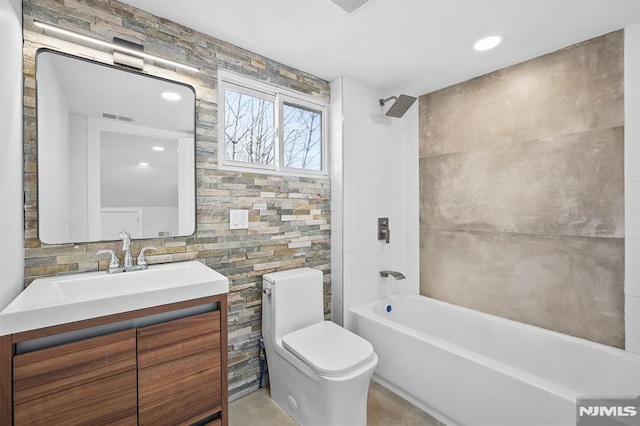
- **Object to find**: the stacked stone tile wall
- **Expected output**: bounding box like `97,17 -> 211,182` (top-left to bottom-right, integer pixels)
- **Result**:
22,0 -> 331,398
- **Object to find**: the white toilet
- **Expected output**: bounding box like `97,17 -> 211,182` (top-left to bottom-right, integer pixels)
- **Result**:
262,267 -> 378,426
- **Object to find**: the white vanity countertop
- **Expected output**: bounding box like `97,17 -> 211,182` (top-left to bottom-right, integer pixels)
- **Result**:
0,260 -> 229,336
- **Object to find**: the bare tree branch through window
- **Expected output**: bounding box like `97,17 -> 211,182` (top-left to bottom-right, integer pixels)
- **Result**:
283,103 -> 322,171
224,89 -> 274,165
221,78 -> 325,174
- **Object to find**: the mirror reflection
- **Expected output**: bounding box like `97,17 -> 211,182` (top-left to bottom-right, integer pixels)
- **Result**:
36,50 -> 196,244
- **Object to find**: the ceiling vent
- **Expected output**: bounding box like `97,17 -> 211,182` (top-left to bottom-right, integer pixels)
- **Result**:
330,0 -> 370,13
102,112 -> 134,122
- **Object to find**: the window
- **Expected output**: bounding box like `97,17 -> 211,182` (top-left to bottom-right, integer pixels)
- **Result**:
219,71 -> 327,176
282,103 -> 322,171
224,87 -> 275,165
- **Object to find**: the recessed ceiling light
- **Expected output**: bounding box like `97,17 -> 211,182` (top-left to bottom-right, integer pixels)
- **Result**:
139,162 -> 149,166
152,146 -> 165,151
474,36 -> 502,51
161,91 -> 181,101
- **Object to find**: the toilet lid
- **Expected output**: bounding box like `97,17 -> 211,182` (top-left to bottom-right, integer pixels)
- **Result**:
282,321 -> 375,377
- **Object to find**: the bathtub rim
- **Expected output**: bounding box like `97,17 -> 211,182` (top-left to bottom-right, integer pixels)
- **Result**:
350,292 -> 640,406
351,292 -> 640,361
351,296 -> 578,404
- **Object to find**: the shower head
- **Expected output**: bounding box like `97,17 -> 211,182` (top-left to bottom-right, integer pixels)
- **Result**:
379,95 -> 417,118
330,0 -> 369,13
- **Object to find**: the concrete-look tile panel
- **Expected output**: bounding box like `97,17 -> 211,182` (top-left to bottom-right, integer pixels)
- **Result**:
229,383 -> 445,426
420,228 -> 625,348
419,31 -> 623,158
368,381 -> 445,426
419,127 -> 624,238
229,388 -> 296,425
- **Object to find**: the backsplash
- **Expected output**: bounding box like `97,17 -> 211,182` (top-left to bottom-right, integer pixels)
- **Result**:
22,0 -> 330,398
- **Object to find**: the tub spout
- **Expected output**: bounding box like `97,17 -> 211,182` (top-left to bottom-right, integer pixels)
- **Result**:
380,271 -> 405,280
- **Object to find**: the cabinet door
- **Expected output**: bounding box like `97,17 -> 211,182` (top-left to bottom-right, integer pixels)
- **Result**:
137,310 -> 222,425
13,329 -> 137,425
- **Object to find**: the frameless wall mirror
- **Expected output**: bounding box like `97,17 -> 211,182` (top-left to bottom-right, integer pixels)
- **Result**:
36,49 -> 196,244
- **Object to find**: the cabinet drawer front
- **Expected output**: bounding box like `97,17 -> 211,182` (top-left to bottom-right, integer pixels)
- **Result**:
137,310 -> 220,353
138,330 -> 221,370
13,329 -> 137,425
138,311 -> 222,425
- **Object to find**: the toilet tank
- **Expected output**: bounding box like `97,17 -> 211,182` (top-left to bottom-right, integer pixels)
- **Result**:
263,268 -> 324,341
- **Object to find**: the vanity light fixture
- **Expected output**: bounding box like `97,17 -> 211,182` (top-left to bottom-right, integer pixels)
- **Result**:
138,162 -> 149,166
161,91 -> 181,101
33,21 -> 201,73
474,35 -> 502,51
152,146 -> 165,151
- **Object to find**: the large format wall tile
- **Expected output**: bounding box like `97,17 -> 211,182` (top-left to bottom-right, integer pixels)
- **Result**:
420,127 -> 624,238
420,228 -> 625,348
419,31 -> 623,158
419,31 -> 624,348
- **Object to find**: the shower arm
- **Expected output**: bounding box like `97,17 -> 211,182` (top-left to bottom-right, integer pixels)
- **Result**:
379,96 -> 398,106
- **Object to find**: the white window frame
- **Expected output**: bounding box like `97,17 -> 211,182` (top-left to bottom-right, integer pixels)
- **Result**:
218,69 -> 328,177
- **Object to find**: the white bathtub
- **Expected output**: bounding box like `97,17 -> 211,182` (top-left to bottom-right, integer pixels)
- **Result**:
350,292 -> 640,426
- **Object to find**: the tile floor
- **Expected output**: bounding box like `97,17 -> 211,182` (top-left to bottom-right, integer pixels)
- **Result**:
229,381 -> 445,425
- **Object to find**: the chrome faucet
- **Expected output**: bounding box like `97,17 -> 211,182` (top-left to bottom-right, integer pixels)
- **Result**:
380,270 -> 406,280
96,229 -> 156,273
120,229 -> 133,268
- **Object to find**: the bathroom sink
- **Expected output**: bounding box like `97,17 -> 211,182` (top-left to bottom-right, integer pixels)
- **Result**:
0,260 -> 228,336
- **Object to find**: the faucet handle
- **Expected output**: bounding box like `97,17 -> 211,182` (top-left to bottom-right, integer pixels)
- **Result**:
137,246 -> 157,266
96,249 -> 119,269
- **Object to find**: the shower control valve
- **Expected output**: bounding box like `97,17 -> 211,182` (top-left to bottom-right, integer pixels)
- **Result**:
378,217 -> 390,244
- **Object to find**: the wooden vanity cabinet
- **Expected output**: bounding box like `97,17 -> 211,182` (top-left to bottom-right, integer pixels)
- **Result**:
137,311 -> 222,425
13,329 -> 138,425
1,295 -> 228,426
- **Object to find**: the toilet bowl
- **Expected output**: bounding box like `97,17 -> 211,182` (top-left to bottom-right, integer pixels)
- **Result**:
262,268 -> 378,426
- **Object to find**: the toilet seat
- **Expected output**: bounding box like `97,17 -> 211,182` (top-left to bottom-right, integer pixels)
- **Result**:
282,321 -> 375,377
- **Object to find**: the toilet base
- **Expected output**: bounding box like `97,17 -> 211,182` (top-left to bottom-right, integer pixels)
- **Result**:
267,351 -> 378,426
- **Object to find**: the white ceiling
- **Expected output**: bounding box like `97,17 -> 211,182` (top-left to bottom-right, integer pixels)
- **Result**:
120,0 -> 640,96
